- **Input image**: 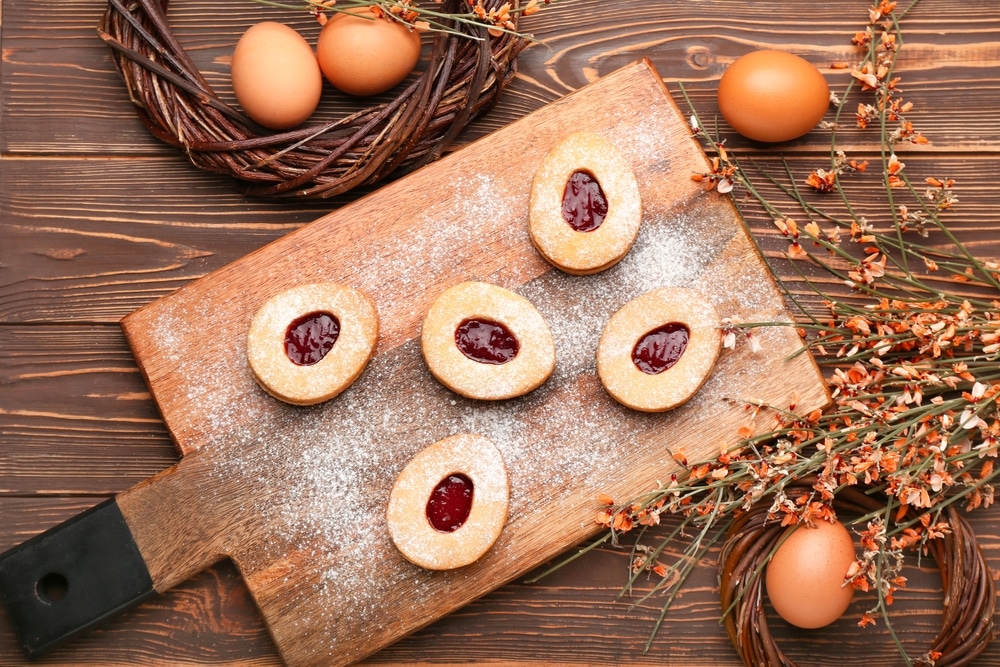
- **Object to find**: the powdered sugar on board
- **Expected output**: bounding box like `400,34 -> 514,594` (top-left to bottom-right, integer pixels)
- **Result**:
143,202 -> 798,659
119,62 -> 828,667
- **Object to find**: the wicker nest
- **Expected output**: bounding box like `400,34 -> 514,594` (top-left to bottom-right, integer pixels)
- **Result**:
718,482 -> 996,667
98,0 -> 530,198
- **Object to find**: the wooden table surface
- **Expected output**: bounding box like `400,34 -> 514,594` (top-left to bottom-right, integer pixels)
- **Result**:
2,0 -> 999,665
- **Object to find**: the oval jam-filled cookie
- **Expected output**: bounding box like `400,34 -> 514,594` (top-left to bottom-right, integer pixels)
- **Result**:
421,281 -> 555,400
528,132 -> 642,275
246,282 -> 379,405
597,287 -> 721,412
386,433 -> 510,570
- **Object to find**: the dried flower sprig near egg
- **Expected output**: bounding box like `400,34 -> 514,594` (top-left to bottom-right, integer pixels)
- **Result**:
257,0 -> 549,39
718,482 -> 994,667
535,1 -> 1000,665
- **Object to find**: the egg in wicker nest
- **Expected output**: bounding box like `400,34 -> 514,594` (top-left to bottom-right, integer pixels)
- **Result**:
718,480 -> 996,667
98,0 -> 530,198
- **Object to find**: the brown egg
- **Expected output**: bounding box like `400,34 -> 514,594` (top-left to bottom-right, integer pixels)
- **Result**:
231,22 -> 323,130
764,518 -> 856,629
317,8 -> 422,97
717,49 -> 830,143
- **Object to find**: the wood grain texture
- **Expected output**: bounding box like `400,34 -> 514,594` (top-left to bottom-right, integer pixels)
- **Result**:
3,0 -> 1000,665
2,498 -> 994,666
2,0 -> 998,154
109,62 -> 828,666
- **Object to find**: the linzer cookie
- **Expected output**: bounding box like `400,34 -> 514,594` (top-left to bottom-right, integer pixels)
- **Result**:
246,282 -> 379,405
596,287 -> 721,412
386,433 -> 510,570
528,132 -> 642,275
420,281 -> 555,400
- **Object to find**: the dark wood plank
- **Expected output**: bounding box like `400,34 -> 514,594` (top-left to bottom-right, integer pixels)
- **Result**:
3,0 -> 1000,664
3,155 -> 999,325
3,497 -> 999,665
0,325 -> 177,494
1,0 -> 999,155
0,158 -> 334,323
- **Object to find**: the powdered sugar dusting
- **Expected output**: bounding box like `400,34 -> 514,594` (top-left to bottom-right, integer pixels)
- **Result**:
343,171 -> 533,297
128,87 -> 817,664
140,188 -> 793,661
386,433 -> 508,570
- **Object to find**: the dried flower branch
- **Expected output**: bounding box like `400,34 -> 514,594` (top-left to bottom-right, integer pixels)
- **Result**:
255,0 -> 550,39
539,1 -> 999,664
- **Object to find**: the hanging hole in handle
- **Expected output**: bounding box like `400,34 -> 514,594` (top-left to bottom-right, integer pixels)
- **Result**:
0,498 -> 156,659
36,572 -> 69,604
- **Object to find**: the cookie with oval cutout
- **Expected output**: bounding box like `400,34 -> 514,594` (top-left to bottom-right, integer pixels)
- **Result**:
386,433 -> 510,570
420,281 -> 555,400
528,132 -> 642,275
597,287 -> 721,412
246,282 -> 379,405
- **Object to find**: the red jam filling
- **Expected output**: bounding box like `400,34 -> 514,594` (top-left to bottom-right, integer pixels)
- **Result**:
455,318 -> 519,365
632,322 -> 690,375
562,170 -> 608,233
426,473 -> 474,532
284,311 -> 340,366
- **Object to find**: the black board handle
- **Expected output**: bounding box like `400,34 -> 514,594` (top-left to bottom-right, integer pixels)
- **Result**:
0,499 -> 155,659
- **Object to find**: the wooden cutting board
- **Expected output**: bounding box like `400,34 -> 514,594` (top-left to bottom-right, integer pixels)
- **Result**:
1,60 -> 830,666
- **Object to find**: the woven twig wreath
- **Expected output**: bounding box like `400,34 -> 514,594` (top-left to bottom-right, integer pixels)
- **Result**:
98,0 -> 529,198
718,482 -> 996,667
